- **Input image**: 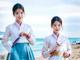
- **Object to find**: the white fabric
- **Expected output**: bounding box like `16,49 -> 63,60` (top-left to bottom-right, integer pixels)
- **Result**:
42,33 -> 72,60
2,22 -> 35,52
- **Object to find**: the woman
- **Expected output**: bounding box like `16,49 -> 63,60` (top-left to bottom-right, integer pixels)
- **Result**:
42,16 -> 72,60
2,3 -> 35,60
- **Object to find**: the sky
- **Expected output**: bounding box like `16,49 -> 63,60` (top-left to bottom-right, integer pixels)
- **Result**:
0,0 -> 80,38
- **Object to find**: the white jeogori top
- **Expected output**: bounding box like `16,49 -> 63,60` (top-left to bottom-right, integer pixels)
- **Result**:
2,22 -> 35,52
42,33 -> 72,60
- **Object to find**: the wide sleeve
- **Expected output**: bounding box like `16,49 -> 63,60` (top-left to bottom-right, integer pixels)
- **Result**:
66,39 -> 72,56
28,27 -> 35,45
42,38 -> 51,58
2,26 -> 11,53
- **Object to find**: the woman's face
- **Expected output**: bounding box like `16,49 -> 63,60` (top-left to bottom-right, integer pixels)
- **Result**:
51,21 -> 62,34
14,9 -> 24,23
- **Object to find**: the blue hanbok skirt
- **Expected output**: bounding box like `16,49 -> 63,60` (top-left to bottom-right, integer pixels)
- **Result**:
7,43 -> 35,60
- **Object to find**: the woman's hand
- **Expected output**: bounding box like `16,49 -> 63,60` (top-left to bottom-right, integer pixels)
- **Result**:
20,32 -> 31,39
50,47 -> 58,56
20,32 -> 34,44
63,51 -> 70,58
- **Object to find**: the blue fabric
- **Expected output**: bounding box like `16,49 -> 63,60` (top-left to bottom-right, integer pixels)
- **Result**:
7,43 -> 35,60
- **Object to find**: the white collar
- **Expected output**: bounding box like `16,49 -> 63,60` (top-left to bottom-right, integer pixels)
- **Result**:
14,22 -> 24,30
52,32 -> 63,46
52,32 -> 60,39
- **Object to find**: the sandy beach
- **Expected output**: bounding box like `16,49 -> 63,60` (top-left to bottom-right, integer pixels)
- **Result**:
0,44 -> 80,60
35,44 -> 80,60
71,44 -> 80,60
